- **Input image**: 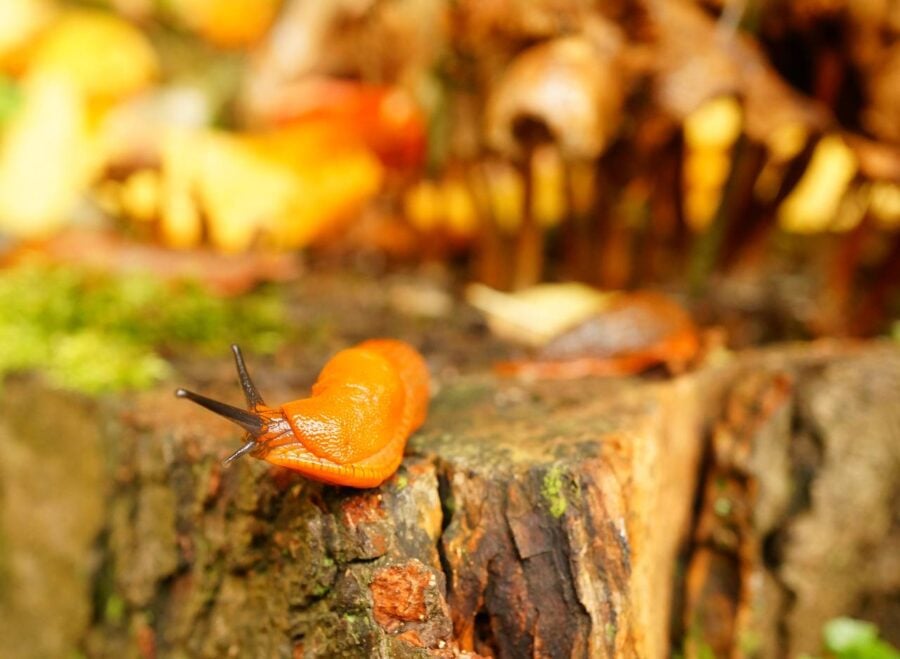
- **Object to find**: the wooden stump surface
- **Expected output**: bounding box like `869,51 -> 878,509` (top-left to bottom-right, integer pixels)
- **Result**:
1,342 -> 898,658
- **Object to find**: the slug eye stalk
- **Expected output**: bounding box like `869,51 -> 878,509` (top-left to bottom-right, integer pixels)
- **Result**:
176,344 -> 277,467
174,388 -> 264,435
222,438 -> 259,466
231,344 -> 266,409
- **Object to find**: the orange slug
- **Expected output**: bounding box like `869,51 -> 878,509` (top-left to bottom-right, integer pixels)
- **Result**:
176,339 -> 429,488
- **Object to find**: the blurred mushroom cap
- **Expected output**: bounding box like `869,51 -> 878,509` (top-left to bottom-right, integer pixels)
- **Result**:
485,35 -> 624,160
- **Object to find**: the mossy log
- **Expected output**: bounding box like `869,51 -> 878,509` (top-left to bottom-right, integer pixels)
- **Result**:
1,343 -> 898,658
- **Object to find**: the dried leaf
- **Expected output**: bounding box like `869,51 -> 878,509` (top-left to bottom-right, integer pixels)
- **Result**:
5,229 -> 302,296
863,44 -> 900,144
647,0 -> 828,145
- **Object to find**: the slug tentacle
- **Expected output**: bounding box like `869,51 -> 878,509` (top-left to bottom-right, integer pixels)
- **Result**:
223,438 -> 260,466
231,344 -> 266,408
174,388 -> 263,435
176,339 -> 430,488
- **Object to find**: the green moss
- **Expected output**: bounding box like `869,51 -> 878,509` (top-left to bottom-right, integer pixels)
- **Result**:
738,630 -> 761,655
713,497 -> 732,516
696,642 -> 716,659
0,75 -> 20,123
104,595 -> 125,625
824,617 -> 900,659
541,464 -> 568,518
605,622 -> 616,644
0,512 -> 9,599
0,264 -> 288,394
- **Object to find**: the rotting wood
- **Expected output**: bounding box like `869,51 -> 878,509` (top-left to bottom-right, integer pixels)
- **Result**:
1,343 -> 898,658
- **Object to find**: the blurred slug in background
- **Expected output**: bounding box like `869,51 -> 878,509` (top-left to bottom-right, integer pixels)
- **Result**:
468,283 -> 702,379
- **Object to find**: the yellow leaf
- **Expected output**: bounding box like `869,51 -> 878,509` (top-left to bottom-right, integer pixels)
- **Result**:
195,131 -> 298,252
684,188 -> 720,232
160,128 -> 203,249
766,123 -> 807,162
156,124 -> 384,252
0,74 -> 97,238
684,148 -> 731,191
0,0 -> 54,70
483,160 -> 524,234
166,127 -> 383,252
169,0 -> 283,48
28,10 -> 157,103
778,134 -> 858,233
404,180 -> 441,232
869,181 -> 900,229
683,148 -> 731,231
120,169 -> 160,223
442,178 -> 478,237
684,96 -> 742,150
682,97 -> 743,231
532,145 -> 565,229
268,145 -> 382,249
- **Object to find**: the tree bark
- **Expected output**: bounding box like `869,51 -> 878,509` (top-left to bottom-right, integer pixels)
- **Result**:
1,343 -> 898,658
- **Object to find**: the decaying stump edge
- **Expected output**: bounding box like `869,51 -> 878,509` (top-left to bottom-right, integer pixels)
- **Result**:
1,342 -> 898,658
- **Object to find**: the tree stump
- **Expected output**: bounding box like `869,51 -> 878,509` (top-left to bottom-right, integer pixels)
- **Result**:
1,342 -> 898,658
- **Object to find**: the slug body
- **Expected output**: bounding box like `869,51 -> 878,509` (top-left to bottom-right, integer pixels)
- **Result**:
177,339 -> 429,488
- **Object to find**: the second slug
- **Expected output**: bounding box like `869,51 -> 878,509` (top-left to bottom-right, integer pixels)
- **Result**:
176,339 -> 430,488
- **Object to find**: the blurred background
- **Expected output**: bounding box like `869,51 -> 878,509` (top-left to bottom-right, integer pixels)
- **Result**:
0,0 -> 899,392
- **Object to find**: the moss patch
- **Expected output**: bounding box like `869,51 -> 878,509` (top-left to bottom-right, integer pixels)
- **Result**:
0,264 -> 287,394
541,464 -> 568,518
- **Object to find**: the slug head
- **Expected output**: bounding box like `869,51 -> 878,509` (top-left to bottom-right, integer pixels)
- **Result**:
175,344 -> 291,466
